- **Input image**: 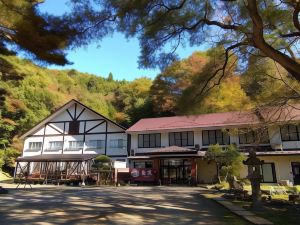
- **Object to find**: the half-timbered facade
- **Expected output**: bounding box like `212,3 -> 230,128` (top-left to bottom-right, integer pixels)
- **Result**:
15,99 -> 128,184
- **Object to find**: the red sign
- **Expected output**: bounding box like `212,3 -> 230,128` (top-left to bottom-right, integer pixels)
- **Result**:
130,168 -> 157,182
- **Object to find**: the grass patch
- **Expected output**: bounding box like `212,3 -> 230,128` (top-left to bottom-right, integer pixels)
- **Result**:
0,171 -> 12,182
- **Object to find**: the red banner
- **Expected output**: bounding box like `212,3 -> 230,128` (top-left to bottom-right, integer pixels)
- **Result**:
130,168 -> 157,182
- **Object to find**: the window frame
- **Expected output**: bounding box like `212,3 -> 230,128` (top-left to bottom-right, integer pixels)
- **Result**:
238,128 -> 270,145
280,124 -> 300,141
261,163 -> 277,183
86,140 -> 105,149
138,133 -> 161,148
68,141 -> 84,150
168,131 -> 194,147
202,129 -> 230,146
28,142 -> 42,150
109,139 -> 126,149
48,141 -> 63,150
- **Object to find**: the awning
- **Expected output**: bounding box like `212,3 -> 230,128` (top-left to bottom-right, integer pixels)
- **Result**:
16,154 -> 99,162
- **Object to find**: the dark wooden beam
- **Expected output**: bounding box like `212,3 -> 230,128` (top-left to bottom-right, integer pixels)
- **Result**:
85,120 -> 105,133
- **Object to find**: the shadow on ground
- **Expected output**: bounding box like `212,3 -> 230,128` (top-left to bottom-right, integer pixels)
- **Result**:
0,186 -> 250,225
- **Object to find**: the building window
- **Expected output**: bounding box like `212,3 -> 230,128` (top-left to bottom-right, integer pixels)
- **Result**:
169,131 -> 194,147
28,142 -> 42,150
261,163 -> 277,183
280,124 -> 300,141
86,140 -> 105,149
69,121 -> 80,134
67,141 -> 83,150
138,134 -> 161,148
109,139 -> 126,149
133,161 -> 153,169
239,128 -> 269,144
48,141 -> 63,150
202,130 -> 230,146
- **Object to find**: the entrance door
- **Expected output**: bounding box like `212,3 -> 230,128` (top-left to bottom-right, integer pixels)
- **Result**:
160,159 -> 191,185
291,162 -> 300,185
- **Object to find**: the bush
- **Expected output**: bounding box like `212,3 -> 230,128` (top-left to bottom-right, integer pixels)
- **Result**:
0,148 -> 20,171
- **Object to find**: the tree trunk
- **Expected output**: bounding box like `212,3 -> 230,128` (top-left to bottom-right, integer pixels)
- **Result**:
247,0 -> 300,81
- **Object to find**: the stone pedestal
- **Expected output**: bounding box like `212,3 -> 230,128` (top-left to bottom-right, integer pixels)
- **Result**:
243,150 -> 264,205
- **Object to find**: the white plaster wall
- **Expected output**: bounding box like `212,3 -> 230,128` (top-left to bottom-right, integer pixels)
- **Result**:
23,136 -> 43,156
239,155 -> 300,184
107,123 -> 124,132
63,135 -> 84,155
77,107 -> 101,120
43,136 -> 64,154
51,110 -> 73,122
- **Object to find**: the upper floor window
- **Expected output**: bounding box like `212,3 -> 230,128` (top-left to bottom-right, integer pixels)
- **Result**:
138,134 -> 161,148
239,128 -> 269,144
134,160 -> 153,169
48,141 -> 63,150
202,130 -> 230,146
169,131 -> 194,147
280,124 -> 300,141
86,140 -> 105,149
110,139 -> 126,149
69,121 -> 80,134
68,141 -> 83,150
28,142 -> 42,150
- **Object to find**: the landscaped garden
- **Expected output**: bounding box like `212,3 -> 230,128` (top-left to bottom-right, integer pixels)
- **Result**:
209,182 -> 300,225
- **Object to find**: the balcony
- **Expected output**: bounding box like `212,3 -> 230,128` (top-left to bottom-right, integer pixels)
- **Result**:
44,147 -> 63,152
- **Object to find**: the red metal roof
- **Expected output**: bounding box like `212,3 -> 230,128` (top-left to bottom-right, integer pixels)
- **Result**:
127,106 -> 300,132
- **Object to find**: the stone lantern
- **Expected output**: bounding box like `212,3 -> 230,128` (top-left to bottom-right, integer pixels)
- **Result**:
243,150 -> 264,205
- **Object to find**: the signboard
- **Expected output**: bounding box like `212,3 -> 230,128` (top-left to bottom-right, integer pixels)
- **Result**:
130,168 -> 157,182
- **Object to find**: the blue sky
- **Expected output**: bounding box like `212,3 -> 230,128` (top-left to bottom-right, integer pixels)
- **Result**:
38,0 -> 207,81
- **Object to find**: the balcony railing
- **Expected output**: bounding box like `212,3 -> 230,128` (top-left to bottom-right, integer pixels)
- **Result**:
64,147 -> 83,151
44,147 -> 63,152
25,148 -> 41,152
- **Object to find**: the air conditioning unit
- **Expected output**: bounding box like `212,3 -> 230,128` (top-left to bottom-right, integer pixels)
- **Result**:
130,149 -> 135,156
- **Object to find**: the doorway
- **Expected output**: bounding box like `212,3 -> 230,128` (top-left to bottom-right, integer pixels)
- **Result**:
160,159 -> 191,185
291,162 -> 300,185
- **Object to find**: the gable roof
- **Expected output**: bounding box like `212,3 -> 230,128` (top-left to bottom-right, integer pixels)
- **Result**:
127,105 -> 300,132
20,99 -> 126,139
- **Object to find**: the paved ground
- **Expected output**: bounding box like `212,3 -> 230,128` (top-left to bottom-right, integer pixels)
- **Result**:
0,185 -> 251,225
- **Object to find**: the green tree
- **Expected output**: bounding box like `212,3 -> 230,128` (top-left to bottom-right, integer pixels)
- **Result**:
107,72 -> 114,82
205,144 -> 244,183
0,0 -> 75,65
241,56 -> 300,107
92,155 -> 112,171
68,0 -> 300,81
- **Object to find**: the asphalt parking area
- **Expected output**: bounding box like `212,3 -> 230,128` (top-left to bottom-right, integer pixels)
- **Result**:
0,186 -> 250,225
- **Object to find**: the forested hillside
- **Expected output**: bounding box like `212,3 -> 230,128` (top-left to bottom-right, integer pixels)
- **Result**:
1,48 -> 299,159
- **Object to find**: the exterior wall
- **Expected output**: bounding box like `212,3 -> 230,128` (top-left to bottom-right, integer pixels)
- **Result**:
196,155 -> 300,184
22,101 -> 127,167
129,123 -> 300,154
240,155 -> 300,184
197,158 -> 217,184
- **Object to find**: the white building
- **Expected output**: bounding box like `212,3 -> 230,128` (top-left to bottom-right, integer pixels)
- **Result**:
126,107 -> 300,185
15,99 -> 128,183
